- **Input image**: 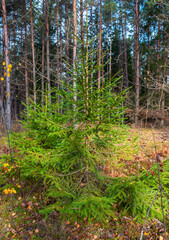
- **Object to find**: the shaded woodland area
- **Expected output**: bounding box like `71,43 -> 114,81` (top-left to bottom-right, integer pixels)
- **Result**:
0,0 -> 169,239
0,0 -> 168,128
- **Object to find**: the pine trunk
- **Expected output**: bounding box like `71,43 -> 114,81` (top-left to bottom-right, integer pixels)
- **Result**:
135,0 -> 140,126
46,0 -> 51,104
24,0 -> 29,107
41,0 -> 45,106
98,0 -> 102,89
2,0 -> 11,130
73,0 -> 77,105
30,0 -> 36,109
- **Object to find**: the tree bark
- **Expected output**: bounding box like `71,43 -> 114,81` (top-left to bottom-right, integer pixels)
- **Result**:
57,0 -> 60,91
73,0 -> 77,106
2,0 -> 11,130
41,0 -> 45,106
46,0 -> 51,104
122,0 -> 129,88
80,0 -> 84,55
98,0 -> 102,89
24,0 -> 29,107
30,0 -> 36,109
65,2 -> 70,79
135,0 -> 140,126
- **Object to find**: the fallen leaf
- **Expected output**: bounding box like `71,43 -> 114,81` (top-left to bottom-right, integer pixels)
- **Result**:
35,229 -> 39,234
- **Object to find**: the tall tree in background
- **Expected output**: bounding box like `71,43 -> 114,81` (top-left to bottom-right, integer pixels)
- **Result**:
57,0 -> 59,91
2,0 -> 11,130
98,0 -> 102,89
120,0 -> 128,88
41,0 -> 45,106
24,0 -> 29,107
65,1 -> 70,78
80,0 -> 84,55
73,0 -> 77,104
135,0 -> 140,125
30,0 -> 36,108
46,0 -> 51,103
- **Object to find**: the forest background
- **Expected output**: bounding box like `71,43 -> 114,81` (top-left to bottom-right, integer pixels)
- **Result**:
0,0 -> 168,127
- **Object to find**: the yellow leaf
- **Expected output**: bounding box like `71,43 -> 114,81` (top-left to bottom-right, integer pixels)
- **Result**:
7,72 -> 10,77
3,163 -> 9,167
2,62 -> 5,66
144,232 -> 149,236
28,205 -> 32,210
17,184 -> 21,188
7,92 -> 10,96
8,223 -> 11,228
8,64 -> 12,68
4,73 -> 6,76
4,189 -> 9,195
19,63 -> 21,66
11,188 -> 16,194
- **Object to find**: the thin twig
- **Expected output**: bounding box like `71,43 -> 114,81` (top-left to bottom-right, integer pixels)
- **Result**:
151,127 -> 167,240
140,187 -> 160,240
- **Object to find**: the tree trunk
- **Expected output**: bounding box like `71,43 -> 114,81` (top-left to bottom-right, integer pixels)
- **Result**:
80,0 -> 84,55
60,4 -> 63,113
65,2 -> 70,79
73,0 -> 77,106
2,0 -> 11,130
122,0 -> 128,88
46,0 -> 51,104
109,11 -> 112,81
41,0 -> 45,106
57,0 -> 60,91
30,0 -> 36,109
98,0 -> 102,89
135,0 -> 140,126
24,0 -> 29,107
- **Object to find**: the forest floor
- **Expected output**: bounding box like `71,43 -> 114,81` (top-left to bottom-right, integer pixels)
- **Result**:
0,125 -> 169,240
